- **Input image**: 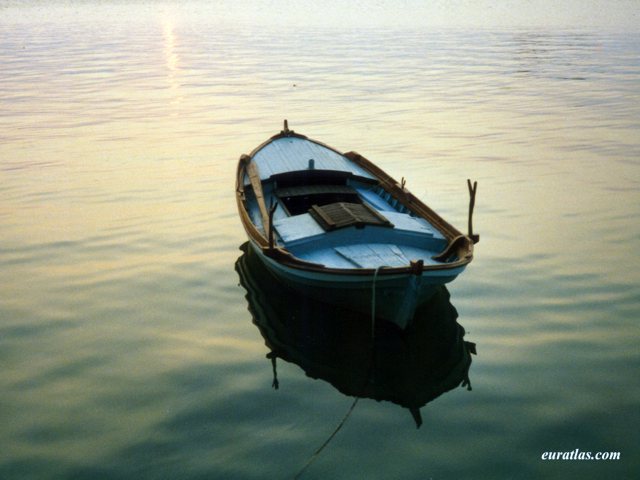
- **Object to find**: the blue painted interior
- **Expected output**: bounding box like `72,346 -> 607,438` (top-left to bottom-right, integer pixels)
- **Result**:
335,244 -> 410,268
243,136 -> 453,268
287,225 -> 446,267
354,186 -> 397,212
246,177 -> 450,263
273,213 -> 325,243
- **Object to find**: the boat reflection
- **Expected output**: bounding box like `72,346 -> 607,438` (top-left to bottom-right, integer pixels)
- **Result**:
235,243 -> 476,428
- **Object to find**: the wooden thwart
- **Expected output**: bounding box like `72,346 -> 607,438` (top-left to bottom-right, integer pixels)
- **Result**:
276,184 -> 356,198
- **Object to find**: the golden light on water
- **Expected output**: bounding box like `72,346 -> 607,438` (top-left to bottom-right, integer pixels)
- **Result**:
1,3 -> 638,479
162,12 -> 182,107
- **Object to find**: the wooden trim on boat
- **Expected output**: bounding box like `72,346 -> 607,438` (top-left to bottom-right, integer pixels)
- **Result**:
236,156 -> 269,249
343,151 -> 463,241
245,158 -> 271,237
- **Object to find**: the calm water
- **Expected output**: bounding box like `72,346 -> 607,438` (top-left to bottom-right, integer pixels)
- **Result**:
1,2 -> 639,479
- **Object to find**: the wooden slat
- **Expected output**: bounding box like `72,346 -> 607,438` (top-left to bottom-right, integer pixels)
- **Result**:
359,202 -> 393,226
309,202 -> 393,231
246,161 -> 270,235
309,203 -> 337,229
275,184 -> 355,198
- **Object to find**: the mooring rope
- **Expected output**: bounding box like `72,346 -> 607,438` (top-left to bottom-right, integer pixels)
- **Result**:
371,266 -> 382,339
293,396 -> 360,480
293,266 -> 384,479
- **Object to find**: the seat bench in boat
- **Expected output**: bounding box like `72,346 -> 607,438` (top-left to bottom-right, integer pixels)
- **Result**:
274,208 -> 440,243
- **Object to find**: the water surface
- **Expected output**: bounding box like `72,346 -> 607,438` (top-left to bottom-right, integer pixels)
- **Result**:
1,2 -> 639,479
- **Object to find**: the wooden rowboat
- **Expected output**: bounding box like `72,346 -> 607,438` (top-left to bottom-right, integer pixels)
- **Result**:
235,121 -> 478,329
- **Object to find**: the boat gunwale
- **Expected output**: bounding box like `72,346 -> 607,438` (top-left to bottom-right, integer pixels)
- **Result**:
235,129 -> 474,277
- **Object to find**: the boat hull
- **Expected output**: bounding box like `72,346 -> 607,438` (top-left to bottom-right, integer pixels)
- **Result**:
247,240 -> 465,329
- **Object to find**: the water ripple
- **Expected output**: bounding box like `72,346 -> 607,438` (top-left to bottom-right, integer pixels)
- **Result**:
1,3 -> 639,479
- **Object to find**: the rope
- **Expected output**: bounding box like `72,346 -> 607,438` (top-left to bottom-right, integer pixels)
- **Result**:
293,397 -> 360,480
371,266 -> 383,339
293,266 -> 384,479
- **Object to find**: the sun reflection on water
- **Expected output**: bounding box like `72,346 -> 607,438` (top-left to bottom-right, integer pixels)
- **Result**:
162,12 -> 182,108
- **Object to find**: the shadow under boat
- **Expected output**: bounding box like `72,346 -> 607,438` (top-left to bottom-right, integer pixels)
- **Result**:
235,242 -> 477,428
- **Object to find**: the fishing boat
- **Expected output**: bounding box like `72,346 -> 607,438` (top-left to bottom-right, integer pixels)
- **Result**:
235,121 -> 478,329
235,243 -> 476,428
